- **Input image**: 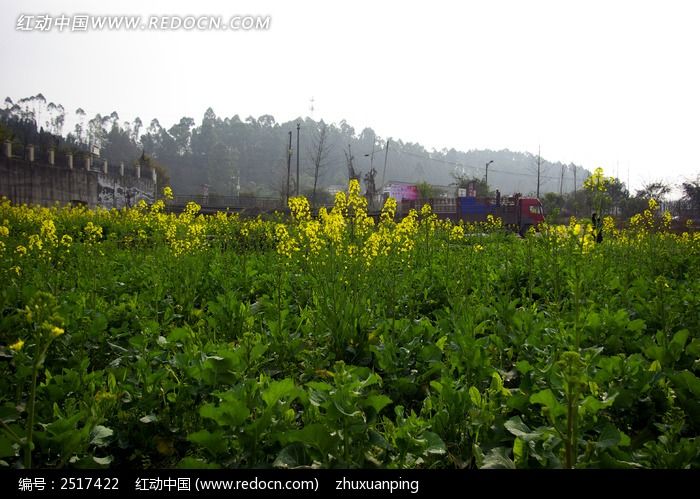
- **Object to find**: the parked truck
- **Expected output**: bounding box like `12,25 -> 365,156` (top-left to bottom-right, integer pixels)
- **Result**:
396,192 -> 545,235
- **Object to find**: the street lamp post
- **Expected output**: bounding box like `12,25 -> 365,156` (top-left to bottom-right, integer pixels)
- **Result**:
295,123 -> 300,196
485,160 -> 494,194
286,131 -> 292,205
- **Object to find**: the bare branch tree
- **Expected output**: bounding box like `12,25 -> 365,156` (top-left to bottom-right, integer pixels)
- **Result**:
308,122 -> 331,207
345,143 -> 360,183
636,181 -> 670,201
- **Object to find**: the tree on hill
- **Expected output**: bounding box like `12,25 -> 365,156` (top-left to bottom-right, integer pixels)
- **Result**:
636,181 -> 671,201
682,177 -> 700,215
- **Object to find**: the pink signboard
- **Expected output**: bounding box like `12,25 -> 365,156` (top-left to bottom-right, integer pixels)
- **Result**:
386,183 -> 419,201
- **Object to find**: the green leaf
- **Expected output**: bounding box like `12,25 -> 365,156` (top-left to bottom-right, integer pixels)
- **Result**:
669,329 -> 690,360
469,386 -> 482,406
627,319 -> 646,333
513,437 -> 525,467
596,425 -> 622,449
89,313 -> 108,335
644,345 -> 664,362
92,456 -> 112,466
490,372 -> 510,396
508,418 -> 546,444
90,425 -> 113,447
332,400 -> 362,418
248,341 -> 269,365
363,394 -> 392,414
506,392 -> 530,412
580,394 -> 617,417
504,416 -> 530,437
429,380 -> 443,394
128,335 -> 145,350
669,370 -> 700,397
306,381 -> 332,392
418,344 -> 442,363
281,424 -> 334,455
686,338 -> 700,357
368,428 -> 391,451
262,378 -> 303,407
167,327 -> 190,343
200,400 -> 250,428
422,431 -> 446,455
481,447 -> 515,469
273,444 -> 307,469
516,360 -> 533,374
139,414 -> 157,424
188,429 -> 228,456
0,404 -> 19,423
585,312 -> 601,329
530,389 -> 565,419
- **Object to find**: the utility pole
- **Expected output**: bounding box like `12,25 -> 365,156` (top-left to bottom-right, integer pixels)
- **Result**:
536,145 -> 541,199
345,143 -> 358,181
236,168 -> 240,200
573,164 -> 577,216
295,122 -> 300,196
485,160 -> 494,194
381,138 -> 391,188
286,131 -> 292,204
559,163 -> 565,196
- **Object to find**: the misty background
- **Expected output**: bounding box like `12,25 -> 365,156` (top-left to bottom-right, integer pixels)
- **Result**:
0,94 -> 588,199
1,0 -> 700,201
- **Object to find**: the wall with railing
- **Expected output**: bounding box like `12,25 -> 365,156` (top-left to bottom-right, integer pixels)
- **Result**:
1,140 -> 156,208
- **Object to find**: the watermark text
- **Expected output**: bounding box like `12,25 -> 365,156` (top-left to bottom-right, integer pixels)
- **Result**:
16,14 -> 271,32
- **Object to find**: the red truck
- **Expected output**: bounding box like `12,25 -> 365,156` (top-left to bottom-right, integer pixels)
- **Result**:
397,193 -> 545,235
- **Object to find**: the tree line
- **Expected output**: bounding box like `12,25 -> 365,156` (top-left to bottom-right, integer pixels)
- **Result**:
0,94 -> 588,197
2,93 -> 698,218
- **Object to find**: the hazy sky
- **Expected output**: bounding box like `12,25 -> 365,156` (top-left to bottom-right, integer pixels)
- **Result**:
2,0 -> 699,194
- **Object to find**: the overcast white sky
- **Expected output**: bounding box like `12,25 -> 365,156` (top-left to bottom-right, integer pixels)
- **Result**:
2,0 -> 699,194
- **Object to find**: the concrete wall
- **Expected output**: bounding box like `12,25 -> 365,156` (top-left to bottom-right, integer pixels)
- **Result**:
0,158 -> 155,208
97,173 -> 155,208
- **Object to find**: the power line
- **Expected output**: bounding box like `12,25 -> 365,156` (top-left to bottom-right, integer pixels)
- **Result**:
392,148 -> 565,180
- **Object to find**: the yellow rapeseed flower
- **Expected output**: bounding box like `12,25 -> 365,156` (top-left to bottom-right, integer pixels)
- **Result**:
288,196 -> 311,222
321,210 -> 345,244
300,219 -> 324,256
450,225 -> 465,241
151,200 -> 165,213
9,339 -> 24,351
381,197 -> 397,224
486,214 -> 503,230
662,210 -> 672,229
348,179 -> 361,198
83,221 -> 103,244
40,219 -> 58,245
275,224 -> 298,258
583,167 -> 614,192
184,201 -> 201,217
603,216 -> 616,235
332,191 -> 348,217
